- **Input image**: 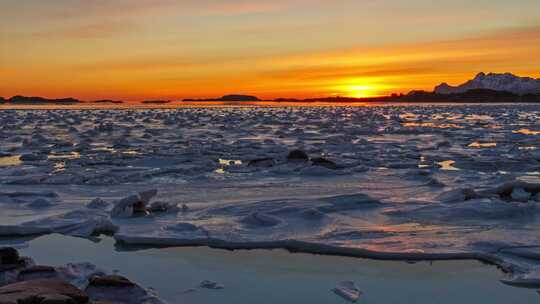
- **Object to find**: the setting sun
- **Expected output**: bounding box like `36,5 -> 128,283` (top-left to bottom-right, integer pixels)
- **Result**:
331,78 -> 387,98
343,85 -> 376,98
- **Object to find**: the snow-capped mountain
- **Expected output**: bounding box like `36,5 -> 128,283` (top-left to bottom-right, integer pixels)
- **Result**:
434,72 -> 540,95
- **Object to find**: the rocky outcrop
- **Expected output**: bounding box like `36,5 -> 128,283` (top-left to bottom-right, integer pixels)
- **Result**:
0,248 -> 167,304
0,279 -> 89,304
85,275 -> 165,304
287,150 -> 309,162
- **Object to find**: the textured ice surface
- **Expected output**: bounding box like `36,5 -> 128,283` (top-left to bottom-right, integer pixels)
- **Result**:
1,105 -> 540,287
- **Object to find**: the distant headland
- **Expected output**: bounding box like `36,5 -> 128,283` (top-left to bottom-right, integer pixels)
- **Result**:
2,73 -> 540,105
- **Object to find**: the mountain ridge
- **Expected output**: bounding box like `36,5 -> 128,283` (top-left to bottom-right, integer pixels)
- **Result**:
435,72 -> 540,95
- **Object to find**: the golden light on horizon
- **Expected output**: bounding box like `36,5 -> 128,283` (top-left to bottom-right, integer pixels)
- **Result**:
344,85 -> 376,98
330,78 -> 389,98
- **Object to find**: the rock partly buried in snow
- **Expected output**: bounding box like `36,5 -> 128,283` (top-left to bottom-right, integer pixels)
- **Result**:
332,281 -> 362,302
85,275 -> 166,304
240,212 -> 281,227
110,189 -> 158,218
287,150 -> 309,162
311,157 -> 338,170
27,198 -> 55,209
511,187 -> 532,202
199,280 -> 224,290
0,279 -> 89,304
19,153 -> 48,162
86,198 -> 110,209
139,189 -> 158,205
437,188 -> 479,203
486,180 -> 540,202
247,157 -> 276,168
148,201 -> 179,213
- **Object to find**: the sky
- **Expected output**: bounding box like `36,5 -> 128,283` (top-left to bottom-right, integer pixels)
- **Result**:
1,0 -> 539,101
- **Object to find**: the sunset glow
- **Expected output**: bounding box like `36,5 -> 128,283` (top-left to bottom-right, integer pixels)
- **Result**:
1,1 -> 540,101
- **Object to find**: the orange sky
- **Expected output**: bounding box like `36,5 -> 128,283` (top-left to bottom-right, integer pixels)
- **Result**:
1,0 -> 539,101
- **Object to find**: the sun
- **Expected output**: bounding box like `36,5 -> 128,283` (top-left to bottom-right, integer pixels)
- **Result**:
345,85 -> 374,98
329,77 -> 388,98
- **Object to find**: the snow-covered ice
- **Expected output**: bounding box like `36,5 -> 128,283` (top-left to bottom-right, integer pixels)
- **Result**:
1,104 -> 540,288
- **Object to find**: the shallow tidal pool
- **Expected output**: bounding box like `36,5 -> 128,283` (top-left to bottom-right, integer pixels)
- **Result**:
5,234 -> 538,304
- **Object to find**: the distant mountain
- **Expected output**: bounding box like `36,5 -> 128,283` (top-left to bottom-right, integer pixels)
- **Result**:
7,95 -> 80,104
184,94 -> 260,102
0,97 -> 5,103
435,72 -> 540,95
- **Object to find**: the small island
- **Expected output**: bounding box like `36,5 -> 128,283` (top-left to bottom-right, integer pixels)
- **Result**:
183,94 -> 261,102
3,95 -> 81,105
91,99 -> 124,104
141,100 -> 171,104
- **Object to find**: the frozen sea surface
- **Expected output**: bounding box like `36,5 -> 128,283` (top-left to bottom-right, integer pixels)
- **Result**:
1,104 -> 540,291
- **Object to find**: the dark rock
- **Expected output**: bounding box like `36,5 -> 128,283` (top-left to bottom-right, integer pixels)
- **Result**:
88,275 -> 135,288
247,158 -> 276,168
0,247 -> 28,272
0,248 -> 20,265
85,275 -> 152,303
0,279 -> 89,304
311,157 -> 338,170
20,153 -> 48,162
287,150 -> 309,162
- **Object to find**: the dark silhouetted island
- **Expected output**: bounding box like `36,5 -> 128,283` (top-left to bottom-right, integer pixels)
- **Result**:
5,95 -> 81,105
141,100 -> 171,104
183,94 -> 261,102
91,99 -> 124,104
0,96 -> 126,105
